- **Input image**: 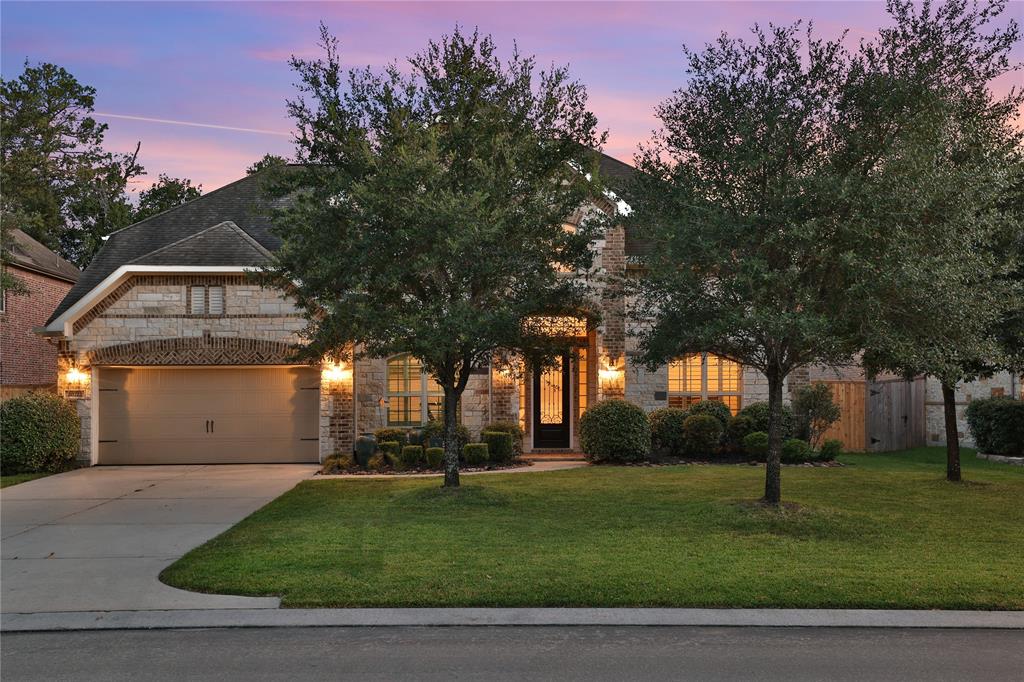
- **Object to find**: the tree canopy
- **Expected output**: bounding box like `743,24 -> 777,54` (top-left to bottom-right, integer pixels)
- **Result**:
264,25 -> 606,486
134,174 -> 203,222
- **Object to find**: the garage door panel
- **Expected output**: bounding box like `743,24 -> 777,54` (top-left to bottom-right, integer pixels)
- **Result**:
98,367 -> 320,465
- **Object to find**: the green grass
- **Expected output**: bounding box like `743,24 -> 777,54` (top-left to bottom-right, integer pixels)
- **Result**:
160,448 -> 1024,609
0,472 -> 52,488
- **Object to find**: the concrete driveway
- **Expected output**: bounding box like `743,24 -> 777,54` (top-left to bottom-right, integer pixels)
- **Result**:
1,464 -> 316,614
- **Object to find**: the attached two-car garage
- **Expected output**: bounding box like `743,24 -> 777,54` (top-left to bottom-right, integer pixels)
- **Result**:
97,366 -> 320,464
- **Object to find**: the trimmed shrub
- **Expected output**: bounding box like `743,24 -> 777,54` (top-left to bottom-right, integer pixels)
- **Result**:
578,399 -> 651,463
407,428 -> 426,446
742,432 -> 770,461
374,428 -> 408,448
649,408 -> 689,457
781,438 -> 813,464
738,402 -> 794,440
725,415 -> 755,453
462,442 -> 489,466
819,439 -> 843,461
422,419 -> 471,451
481,431 -> 514,464
379,441 -> 401,465
687,400 -> 732,430
425,447 -> 444,469
965,397 -> 1024,456
354,435 -> 377,468
399,445 -> 426,469
792,382 -> 841,449
367,453 -> 389,472
0,393 -> 80,474
683,414 -> 724,457
482,420 -> 524,458
321,452 -> 355,474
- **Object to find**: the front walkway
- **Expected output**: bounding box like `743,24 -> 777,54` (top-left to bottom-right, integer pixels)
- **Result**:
0,464 -> 316,614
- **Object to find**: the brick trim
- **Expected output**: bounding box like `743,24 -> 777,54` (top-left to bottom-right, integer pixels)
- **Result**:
83,336 -> 305,366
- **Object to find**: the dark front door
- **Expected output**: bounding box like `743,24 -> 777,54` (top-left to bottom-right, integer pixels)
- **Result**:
533,354 -> 571,448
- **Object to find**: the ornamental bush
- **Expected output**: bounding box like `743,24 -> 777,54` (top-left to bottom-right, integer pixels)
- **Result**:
725,415 -> 755,453
321,452 -> 355,474
422,419 -> 471,451
781,438 -> 813,464
462,442 -> 489,466
578,399 -> 651,463
792,382 -> 841,449
374,428 -> 408,448
399,445 -> 426,469
379,441 -> 401,465
481,431 -> 514,464
819,439 -> 843,461
738,402 -> 794,440
425,447 -> 444,469
482,420 -> 524,457
683,414 -> 724,457
687,400 -> 732,430
0,393 -> 80,475
649,408 -> 689,457
965,397 -> 1024,456
742,432 -> 770,461
367,453 -> 389,472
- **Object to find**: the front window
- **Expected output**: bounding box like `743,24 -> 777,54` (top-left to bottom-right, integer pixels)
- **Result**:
668,353 -> 742,414
387,354 -> 444,426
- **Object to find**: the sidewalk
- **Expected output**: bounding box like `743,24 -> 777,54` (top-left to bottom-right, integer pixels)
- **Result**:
4,607 -> 1023,632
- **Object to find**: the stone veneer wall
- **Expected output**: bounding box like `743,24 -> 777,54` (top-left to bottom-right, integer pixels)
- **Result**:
925,371 -> 1020,448
63,274 -> 356,464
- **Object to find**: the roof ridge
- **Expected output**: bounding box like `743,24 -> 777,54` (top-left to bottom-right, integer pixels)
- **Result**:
106,171 -> 263,240
125,220 -> 270,265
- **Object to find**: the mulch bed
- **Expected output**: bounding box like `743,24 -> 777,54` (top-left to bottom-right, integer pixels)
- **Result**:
318,459 -> 534,476
597,458 -> 845,468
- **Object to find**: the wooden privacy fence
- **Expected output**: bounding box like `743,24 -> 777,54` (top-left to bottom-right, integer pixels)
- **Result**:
820,381 -> 867,452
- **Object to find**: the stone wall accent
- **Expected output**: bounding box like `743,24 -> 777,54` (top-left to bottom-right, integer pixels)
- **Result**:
461,371 -> 490,436
925,372 -> 1020,447
355,356 -> 387,436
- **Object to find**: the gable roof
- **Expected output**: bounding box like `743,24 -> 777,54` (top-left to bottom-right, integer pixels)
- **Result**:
48,152 -> 640,326
8,229 -> 80,283
128,221 -> 273,267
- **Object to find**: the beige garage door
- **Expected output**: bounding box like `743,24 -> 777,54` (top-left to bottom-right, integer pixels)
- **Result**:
98,367 -> 320,464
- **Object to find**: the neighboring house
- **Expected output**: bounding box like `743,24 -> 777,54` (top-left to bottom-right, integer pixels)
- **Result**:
40,161 -> 1020,466
2,230 -> 80,400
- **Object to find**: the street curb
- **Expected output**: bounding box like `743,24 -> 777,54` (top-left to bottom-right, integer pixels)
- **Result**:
3,607 -> 1023,632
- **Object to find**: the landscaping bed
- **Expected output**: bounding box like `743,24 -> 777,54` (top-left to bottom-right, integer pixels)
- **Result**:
161,447 -> 1024,610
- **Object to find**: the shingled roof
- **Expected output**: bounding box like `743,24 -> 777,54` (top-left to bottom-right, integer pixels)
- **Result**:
8,229 -> 80,283
49,152 -> 640,325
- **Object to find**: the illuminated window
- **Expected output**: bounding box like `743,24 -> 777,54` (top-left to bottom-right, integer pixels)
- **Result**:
667,353 -> 743,414
577,348 -> 588,421
386,354 -> 445,426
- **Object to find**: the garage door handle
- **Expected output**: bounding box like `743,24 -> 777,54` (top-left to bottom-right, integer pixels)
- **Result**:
205,420 -> 210,433
210,420 -> 215,434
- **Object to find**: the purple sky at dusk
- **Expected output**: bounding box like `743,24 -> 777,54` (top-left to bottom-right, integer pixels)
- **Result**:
3,1 -> 1022,195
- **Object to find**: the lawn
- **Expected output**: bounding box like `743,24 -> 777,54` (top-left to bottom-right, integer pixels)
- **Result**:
0,472 -> 51,488
160,448 -> 1024,609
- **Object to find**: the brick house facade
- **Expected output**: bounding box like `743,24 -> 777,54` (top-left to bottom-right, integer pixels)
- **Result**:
40,162 -> 1017,465
2,230 -> 79,398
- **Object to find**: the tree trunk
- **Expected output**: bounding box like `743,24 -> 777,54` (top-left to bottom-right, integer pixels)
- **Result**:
442,385 -> 461,488
763,366 -> 784,505
940,382 -> 962,482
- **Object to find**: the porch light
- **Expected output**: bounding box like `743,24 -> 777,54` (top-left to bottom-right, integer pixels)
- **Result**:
321,359 -> 352,385
598,358 -> 623,385
65,365 -> 89,387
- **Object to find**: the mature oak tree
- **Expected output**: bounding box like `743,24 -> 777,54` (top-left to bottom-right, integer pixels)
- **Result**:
623,23 -> 859,505
848,0 -> 1023,481
263,26 -> 606,487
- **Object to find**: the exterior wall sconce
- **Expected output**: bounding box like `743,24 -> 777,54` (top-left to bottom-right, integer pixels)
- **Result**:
65,365 -> 90,386
598,358 -> 623,385
321,358 -> 352,386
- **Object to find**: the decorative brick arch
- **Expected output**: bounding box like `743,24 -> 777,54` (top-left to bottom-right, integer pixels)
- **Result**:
83,336 -> 307,366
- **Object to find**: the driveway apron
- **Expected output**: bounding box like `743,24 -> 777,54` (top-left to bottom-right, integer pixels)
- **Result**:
0,464 -> 316,614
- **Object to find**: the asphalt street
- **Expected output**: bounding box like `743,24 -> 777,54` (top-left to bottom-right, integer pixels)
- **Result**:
3,626 -> 1023,681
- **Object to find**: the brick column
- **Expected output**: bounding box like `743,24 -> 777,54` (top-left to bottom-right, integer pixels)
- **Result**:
320,364 -> 355,460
